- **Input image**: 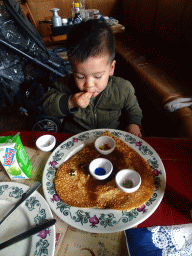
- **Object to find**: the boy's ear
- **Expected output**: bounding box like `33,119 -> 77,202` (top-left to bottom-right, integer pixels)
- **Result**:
109,60 -> 116,76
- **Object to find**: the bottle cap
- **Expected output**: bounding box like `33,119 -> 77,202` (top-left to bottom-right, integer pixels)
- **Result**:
74,3 -> 79,7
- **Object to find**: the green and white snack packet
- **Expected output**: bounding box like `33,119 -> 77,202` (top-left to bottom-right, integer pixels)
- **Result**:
0,133 -> 33,179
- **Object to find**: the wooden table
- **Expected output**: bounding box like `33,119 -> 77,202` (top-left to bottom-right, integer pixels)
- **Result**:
47,23 -> 125,46
0,131 -> 191,255
1,130 -> 191,227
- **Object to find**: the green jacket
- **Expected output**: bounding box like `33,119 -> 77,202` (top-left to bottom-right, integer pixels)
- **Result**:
42,74 -> 142,132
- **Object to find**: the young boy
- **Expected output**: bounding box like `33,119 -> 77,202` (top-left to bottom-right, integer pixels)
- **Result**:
42,19 -> 142,137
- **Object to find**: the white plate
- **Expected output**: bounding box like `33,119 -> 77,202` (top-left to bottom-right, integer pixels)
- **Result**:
0,182 -> 55,256
42,129 -> 166,233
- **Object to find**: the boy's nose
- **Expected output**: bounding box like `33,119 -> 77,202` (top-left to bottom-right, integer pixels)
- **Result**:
85,79 -> 94,90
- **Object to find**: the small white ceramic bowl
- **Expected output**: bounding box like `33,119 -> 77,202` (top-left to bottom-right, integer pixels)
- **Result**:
36,135 -> 56,152
89,158 -> 113,180
115,169 -> 141,193
95,136 -> 116,155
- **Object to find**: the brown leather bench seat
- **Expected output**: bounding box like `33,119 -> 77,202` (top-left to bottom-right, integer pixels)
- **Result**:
113,0 -> 192,138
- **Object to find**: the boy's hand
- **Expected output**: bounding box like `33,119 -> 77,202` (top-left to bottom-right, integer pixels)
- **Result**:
69,92 -> 93,109
125,124 -> 142,138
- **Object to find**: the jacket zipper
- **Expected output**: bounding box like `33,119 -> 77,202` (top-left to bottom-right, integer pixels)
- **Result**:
94,107 -> 97,128
92,92 -> 103,129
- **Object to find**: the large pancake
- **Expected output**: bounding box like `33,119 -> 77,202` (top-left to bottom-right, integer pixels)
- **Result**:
55,131 -> 155,211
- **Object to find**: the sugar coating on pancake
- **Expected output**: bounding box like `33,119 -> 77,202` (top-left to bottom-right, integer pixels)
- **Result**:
55,131 -> 155,211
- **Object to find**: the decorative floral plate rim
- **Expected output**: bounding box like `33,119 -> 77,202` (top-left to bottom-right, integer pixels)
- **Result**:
0,182 -> 55,255
42,129 -> 166,233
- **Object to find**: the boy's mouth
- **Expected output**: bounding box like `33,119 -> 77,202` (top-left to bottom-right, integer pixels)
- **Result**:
84,91 -> 98,96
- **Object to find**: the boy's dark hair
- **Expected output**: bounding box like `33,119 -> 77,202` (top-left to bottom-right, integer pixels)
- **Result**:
66,19 -> 115,63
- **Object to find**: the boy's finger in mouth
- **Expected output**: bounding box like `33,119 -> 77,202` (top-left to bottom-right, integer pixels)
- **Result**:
84,91 -> 97,97
88,91 -> 99,96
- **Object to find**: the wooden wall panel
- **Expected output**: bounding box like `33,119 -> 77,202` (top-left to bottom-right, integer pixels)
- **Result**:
121,0 -> 192,43
181,0 -> 192,45
154,0 -> 188,42
121,0 -> 137,28
135,0 -> 159,33
121,0 -> 158,33
27,0 -> 53,37
89,0 -> 119,17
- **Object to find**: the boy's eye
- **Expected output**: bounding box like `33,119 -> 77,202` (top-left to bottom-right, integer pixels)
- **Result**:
76,76 -> 84,79
95,76 -> 102,79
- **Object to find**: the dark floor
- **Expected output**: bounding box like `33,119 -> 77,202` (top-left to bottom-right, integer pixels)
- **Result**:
0,106 -> 28,133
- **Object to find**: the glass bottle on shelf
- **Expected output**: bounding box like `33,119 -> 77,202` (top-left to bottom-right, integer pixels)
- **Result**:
79,0 -> 85,19
71,1 -> 75,20
73,3 -> 82,23
68,16 -> 73,25
79,0 -> 85,9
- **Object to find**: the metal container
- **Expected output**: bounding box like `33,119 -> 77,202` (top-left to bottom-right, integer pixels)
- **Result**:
50,8 -> 62,27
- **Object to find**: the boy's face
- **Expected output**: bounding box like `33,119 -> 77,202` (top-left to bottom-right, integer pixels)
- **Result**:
71,55 -> 116,97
